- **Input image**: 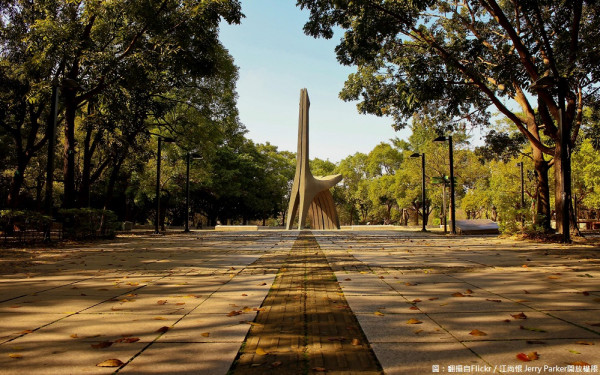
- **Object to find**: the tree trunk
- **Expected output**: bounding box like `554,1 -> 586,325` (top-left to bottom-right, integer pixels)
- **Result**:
7,165 -> 26,208
533,152 -> 551,232
63,92 -> 77,208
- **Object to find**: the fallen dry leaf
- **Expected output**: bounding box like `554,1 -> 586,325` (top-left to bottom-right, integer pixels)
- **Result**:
20,330 -> 33,334
469,329 -> 487,336
516,353 -> 531,362
153,316 -> 166,320
91,341 -> 113,349
409,306 -> 419,310
115,337 -> 140,343
520,325 -> 547,333
70,334 -> 78,338
157,300 -> 167,305
8,353 -> 23,359
412,298 -> 422,303
511,312 -> 528,320
156,326 -> 169,333
452,292 -> 465,297
486,299 -> 502,303
344,278 -> 352,281
175,302 -> 185,306
374,311 -> 385,316
271,361 -> 282,368
241,293 -> 248,296
575,341 -> 594,345
255,347 -> 268,355
96,359 -> 124,367
527,352 -> 539,360
465,289 -> 474,294
351,338 -> 360,346
201,332 -> 210,337
428,297 -> 439,301
406,318 -> 423,324
227,310 -> 242,317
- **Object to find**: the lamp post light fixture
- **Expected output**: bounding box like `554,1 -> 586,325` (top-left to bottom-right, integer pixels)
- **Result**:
184,151 -> 202,233
433,135 -> 456,234
530,75 -> 571,243
410,152 -> 427,232
516,162 -> 525,226
152,135 -> 176,235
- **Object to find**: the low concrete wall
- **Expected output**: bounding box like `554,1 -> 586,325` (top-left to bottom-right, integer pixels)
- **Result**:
215,225 -> 259,231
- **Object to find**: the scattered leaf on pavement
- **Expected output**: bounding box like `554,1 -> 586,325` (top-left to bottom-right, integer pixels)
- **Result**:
406,318 -> 423,324
157,300 -> 167,305
409,306 -> 419,310
520,325 -> 546,332
115,337 -> 139,343
70,334 -> 78,338
201,332 -> 210,337
511,312 -> 528,320
576,341 -> 594,345
271,361 -> 282,367
486,299 -> 502,303
96,359 -> 124,367
91,341 -> 113,349
516,353 -> 531,362
570,361 -> 591,366
374,311 -> 385,316
568,349 -> 581,354
469,329 -> 487,336
256,347 -> 268,355
351,338 -> 360,346
8,354 -> 23,359
156,326 -> 169,333
452,292 -> 465,297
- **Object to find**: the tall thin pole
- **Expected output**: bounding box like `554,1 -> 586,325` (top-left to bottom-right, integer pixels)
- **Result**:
45,85 -> 59,215
558,79 -> 571,243
421,153 -> 426,232
155,137 -> 162,235
448,136 -> 456,234
184,152 -> 190,233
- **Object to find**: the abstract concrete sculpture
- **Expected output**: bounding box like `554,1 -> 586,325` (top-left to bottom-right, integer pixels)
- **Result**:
286,89 -> 343,230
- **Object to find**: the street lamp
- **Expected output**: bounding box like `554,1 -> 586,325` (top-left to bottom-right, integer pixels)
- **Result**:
434,135 -> 456,234
184,151 -> 202,233
152,134 -> 176,235
530,76 -> 571,243
516,162 -> 525,227
410,152 -> 427,232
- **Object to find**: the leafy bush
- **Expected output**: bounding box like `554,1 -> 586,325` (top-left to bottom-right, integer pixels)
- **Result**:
58,208 -> 118,239
0,210 -> 52,234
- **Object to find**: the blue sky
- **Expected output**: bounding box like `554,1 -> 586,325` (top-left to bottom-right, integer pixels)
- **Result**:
219,0 -> 410,162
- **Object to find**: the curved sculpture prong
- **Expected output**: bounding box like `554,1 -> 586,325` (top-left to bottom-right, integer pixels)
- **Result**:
286,89 -> 342,230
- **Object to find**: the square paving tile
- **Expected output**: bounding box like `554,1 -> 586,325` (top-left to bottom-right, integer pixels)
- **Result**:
429,311 -> 599,341
119,342 -> 241,374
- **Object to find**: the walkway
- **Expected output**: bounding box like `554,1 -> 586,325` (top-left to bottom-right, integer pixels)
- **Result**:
0,230 -> 599,374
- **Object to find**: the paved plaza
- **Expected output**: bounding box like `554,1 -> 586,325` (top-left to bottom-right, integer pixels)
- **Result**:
1,230 -> 599,374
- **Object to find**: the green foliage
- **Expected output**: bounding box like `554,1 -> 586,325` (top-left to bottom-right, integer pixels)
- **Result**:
0,210 -> 52,233
58,208 -> 118,239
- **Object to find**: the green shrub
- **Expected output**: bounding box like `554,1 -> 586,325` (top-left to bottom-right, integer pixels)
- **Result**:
58,208 -> 118,239
0,210 -> 52,233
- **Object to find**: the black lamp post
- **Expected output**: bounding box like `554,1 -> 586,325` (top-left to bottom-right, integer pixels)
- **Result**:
434,135 -> 456,234
516,162 -> 525,226
530,76 -> 571,243
184,151 -> 202,233
410,152 -> 427,232
153,135 -> 176,235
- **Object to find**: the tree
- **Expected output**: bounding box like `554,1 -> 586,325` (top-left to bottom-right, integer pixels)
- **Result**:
298,0 -> 600,234
1,0 -> 243,209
